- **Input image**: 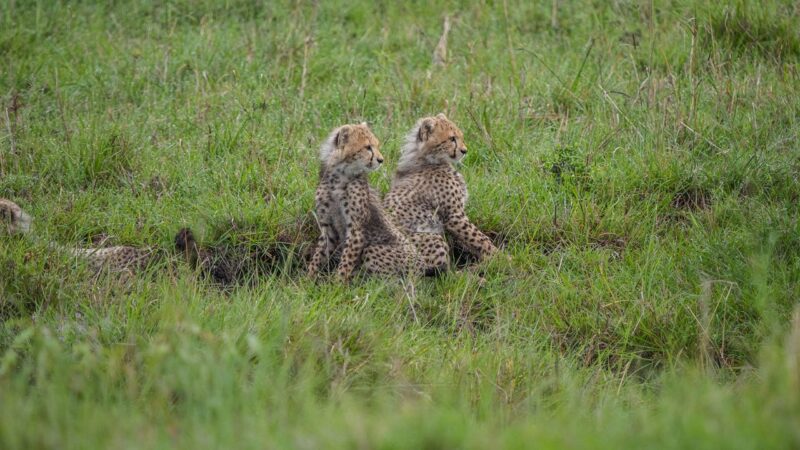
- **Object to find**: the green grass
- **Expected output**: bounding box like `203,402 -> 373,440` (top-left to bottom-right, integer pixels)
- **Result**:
1,0 -> 799,448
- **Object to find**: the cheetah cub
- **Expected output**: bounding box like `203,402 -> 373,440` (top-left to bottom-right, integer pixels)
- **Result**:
307,123 -> 417,281
1,198 -> 158,275
384,114 -> 498,274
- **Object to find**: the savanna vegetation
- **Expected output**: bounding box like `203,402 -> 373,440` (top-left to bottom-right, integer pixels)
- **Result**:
1,0 -> 799,448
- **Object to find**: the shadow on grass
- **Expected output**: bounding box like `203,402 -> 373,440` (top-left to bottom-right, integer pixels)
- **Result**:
176,214 -> 317,289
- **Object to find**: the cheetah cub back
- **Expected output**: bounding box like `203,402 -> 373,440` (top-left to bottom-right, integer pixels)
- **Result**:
1,198 -> 158,276
384,113 -> 498,274
307,123 -> 417,281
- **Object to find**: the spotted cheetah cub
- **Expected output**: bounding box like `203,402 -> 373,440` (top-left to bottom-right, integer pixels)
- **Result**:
384,114 -> 498,274
307,123 -> 417,281
1,198 -> 158,275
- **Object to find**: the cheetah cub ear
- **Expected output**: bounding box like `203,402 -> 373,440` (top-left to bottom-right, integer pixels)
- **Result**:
418,113 -> 449,142
334,124 -> 353,150
334,122 -> 371,149
417,117 -> 437,142
321,124 -> 351,162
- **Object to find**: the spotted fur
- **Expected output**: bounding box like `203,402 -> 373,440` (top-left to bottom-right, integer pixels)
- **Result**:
384,114 -> 497,274
307,123 -> 417,281
69,245 -> 156,274
1,198 -> 158,275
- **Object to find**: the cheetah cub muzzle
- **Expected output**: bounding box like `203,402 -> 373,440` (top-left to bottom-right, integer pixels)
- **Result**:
383,113 -> 498,275
307,123 -> 418,282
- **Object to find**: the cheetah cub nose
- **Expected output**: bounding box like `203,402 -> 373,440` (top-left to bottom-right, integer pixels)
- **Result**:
460,148 -> 467,155
376,157 -> 384,164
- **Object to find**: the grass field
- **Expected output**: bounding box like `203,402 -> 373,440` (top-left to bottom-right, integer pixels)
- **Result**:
1,0 -> 799,448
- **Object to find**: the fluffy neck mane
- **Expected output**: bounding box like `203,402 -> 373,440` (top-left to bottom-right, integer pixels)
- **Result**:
318,127 -> 339,165
395,121 -> 426,173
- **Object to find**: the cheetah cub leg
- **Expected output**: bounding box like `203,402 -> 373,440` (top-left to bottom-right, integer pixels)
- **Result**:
360,243 -> 418,276
336,226 -> 366,281
307,224 -> 337,278
410,232 -> 450,276
445,213 -> 497,259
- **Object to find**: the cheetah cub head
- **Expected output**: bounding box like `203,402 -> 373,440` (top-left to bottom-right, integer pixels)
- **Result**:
397,113 -> 467,172
319,122 -> 384,177
0,198 -> 32,235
